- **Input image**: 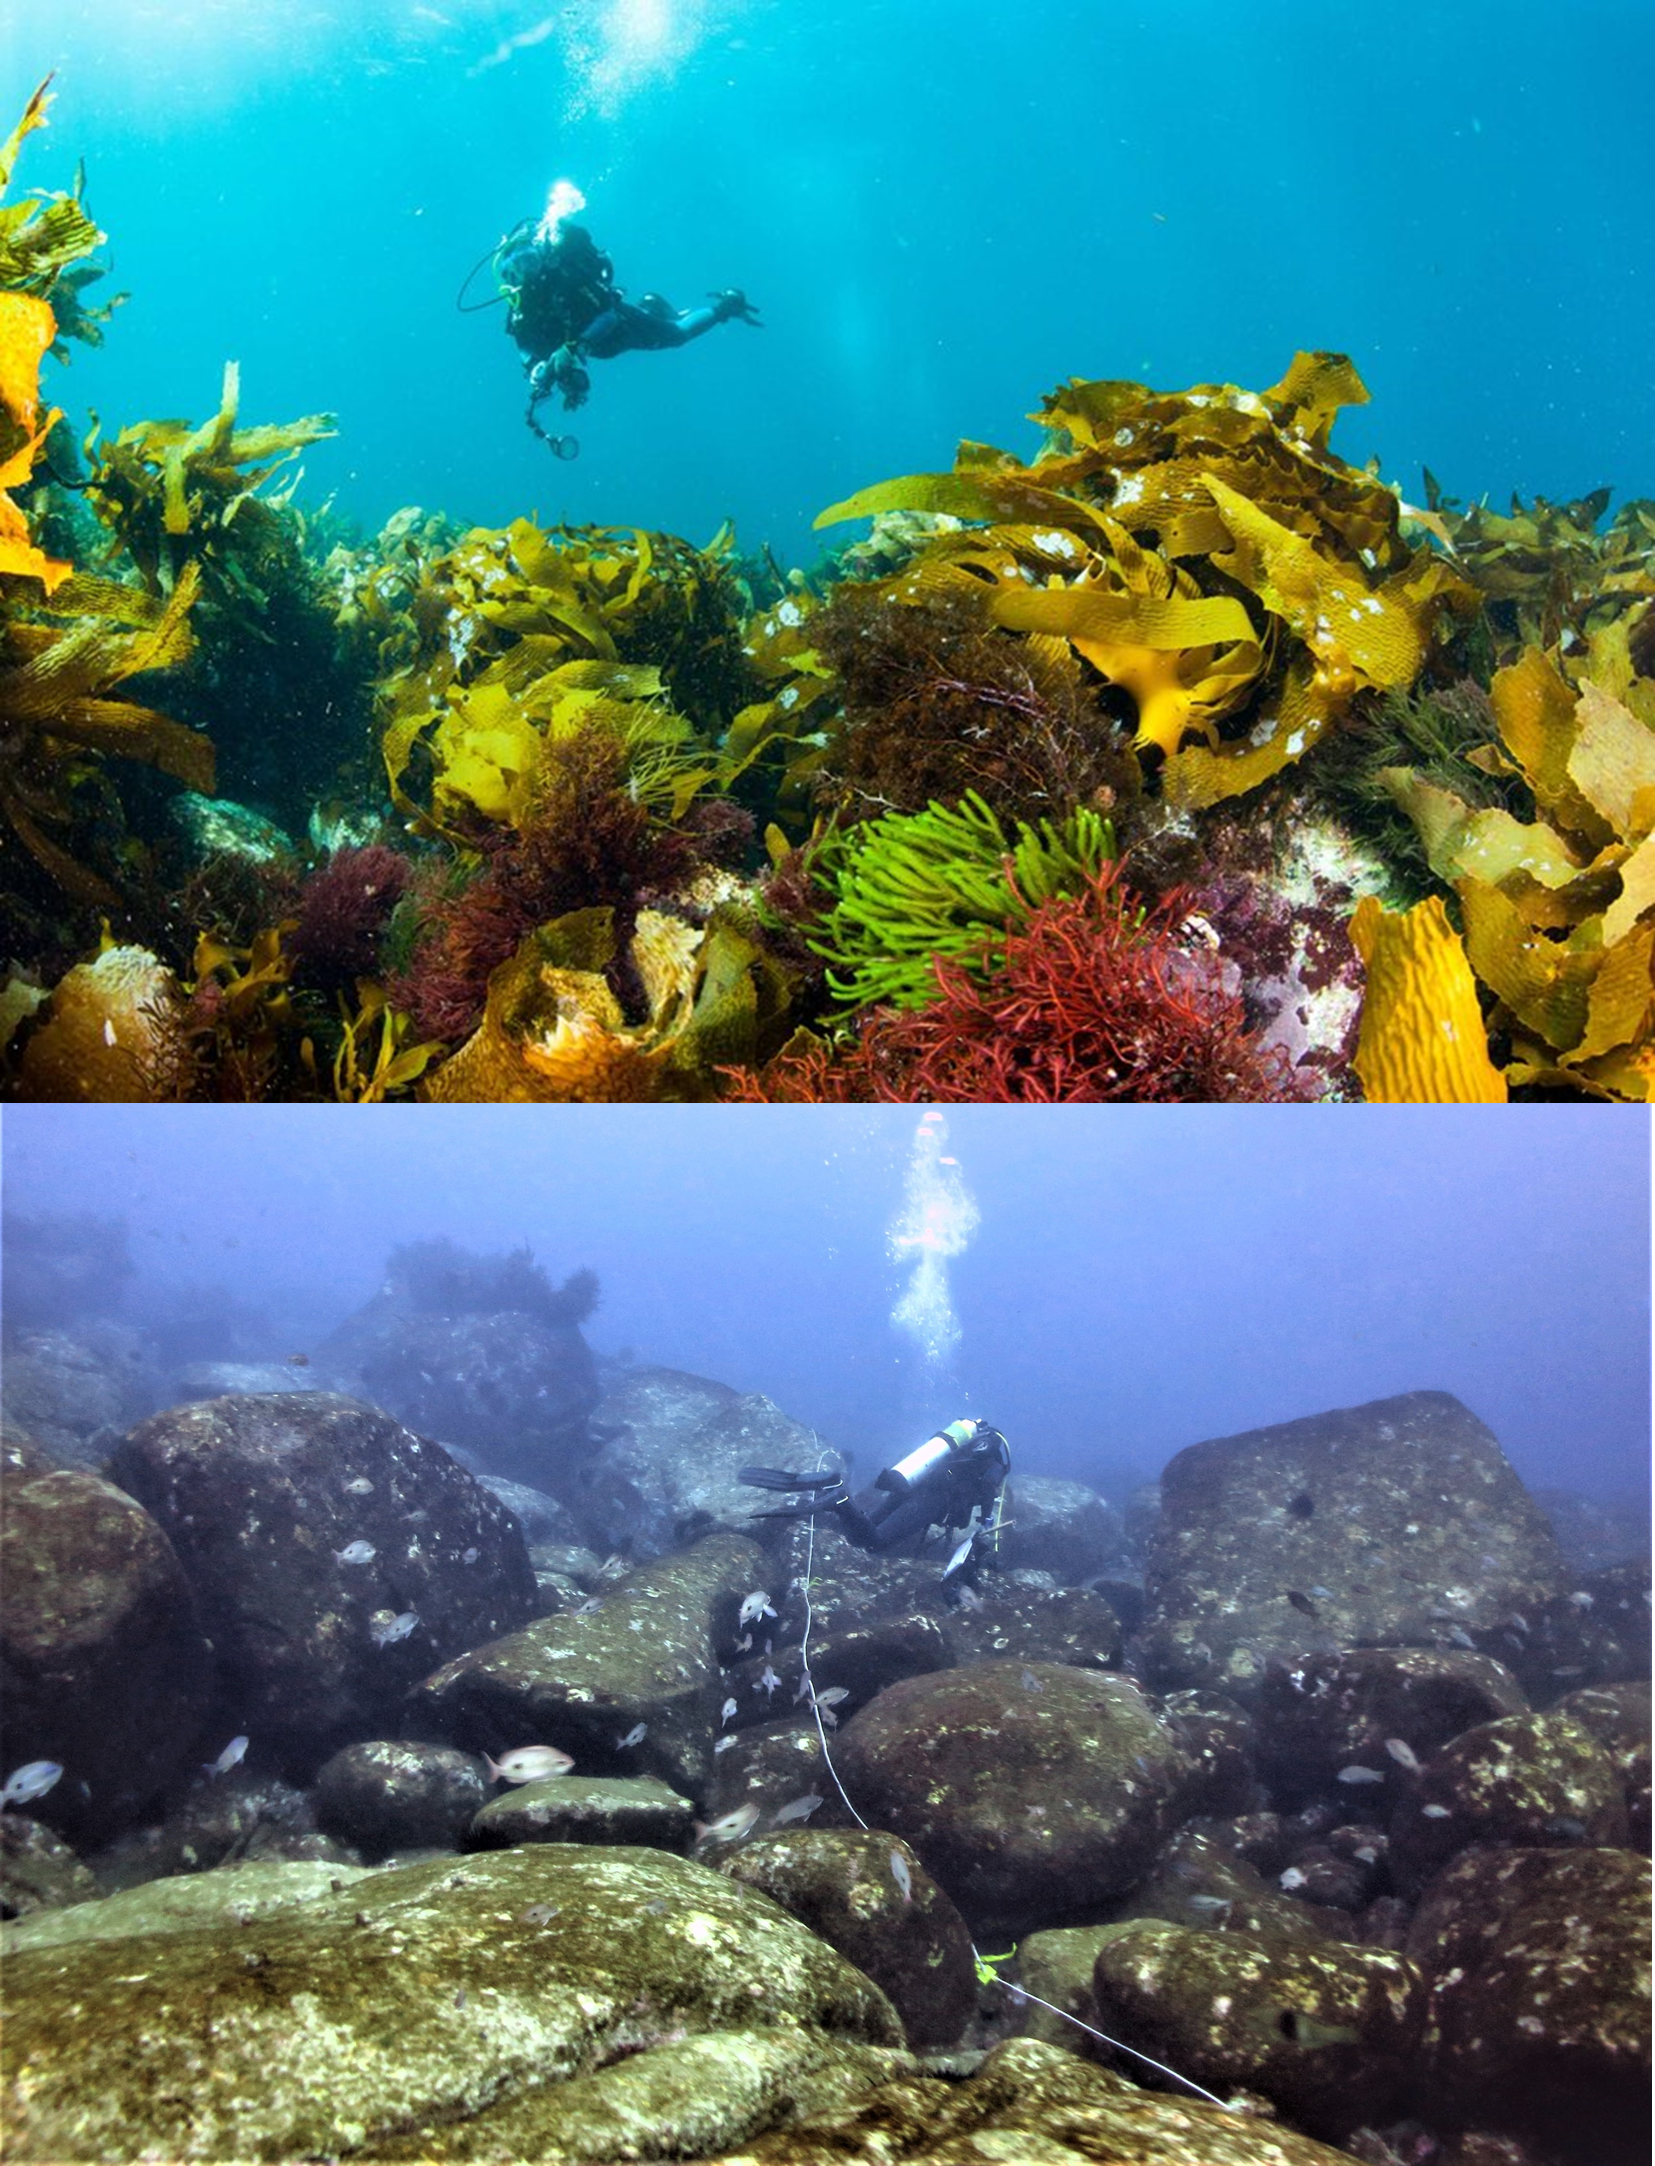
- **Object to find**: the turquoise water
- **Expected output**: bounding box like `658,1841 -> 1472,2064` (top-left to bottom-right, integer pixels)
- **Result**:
8,0 -> 1651,565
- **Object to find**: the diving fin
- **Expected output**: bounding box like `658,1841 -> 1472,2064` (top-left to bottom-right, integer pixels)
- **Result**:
738,1465 -> 846,1493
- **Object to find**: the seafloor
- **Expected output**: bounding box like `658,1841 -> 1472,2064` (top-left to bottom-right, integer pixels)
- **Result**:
3,1237 -> 1649,2163
4,81 -> 1653,1102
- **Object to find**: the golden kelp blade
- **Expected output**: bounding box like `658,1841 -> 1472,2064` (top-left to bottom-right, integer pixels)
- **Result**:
1349,895 -> 1507,1103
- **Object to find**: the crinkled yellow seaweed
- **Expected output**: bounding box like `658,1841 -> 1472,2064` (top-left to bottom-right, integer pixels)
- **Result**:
1348,895 -> 1507,1103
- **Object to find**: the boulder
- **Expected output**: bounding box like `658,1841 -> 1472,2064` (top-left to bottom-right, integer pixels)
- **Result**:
696,1720 -> 852,1835
0,1466 -> 214,1844
1555,1682 -> 1651,1850
994,1474 -> 1126,1583
313,1741 -> 488,1856
1115,1825 -> 1334,1944
833,1661 -> 1195,1938
107,1393 -> 537,1756
1138,1392 -> 1567,1699
409,1529 -> 765,1796
1474,1560 -> 1654,1704
720,1613 -> 953,1734
560,1366 -> 846,1562
0,1845 -> 903,2163
471,1774 -> 695,1852
475,1474 -> 588,1548
1253,1647 -> 1530,1810
721,1828 -> 978,2049
0,1815 -> 99,1920
731,2032 -> 1360,2164
1091,1918 -> 1429,2140
1405,1846 -> 1651,2163
943,1583 -> 1123,1671
0,1324 -> 164,1469
1,1856 -> 379,1954
90,1767 -> 354,1888
1533,1487 -> 1651,1574
173,1361 -> 321,1400
1159,1689 -> 1259,1817
1387,1706 -> 1630,1896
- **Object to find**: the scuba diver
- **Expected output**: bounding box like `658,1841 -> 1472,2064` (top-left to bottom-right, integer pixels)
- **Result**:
463,180 -> 761,458
741,1419 -> 1010,1576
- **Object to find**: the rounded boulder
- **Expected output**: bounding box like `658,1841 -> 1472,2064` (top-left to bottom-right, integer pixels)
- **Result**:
313,1741 -> 488,1856
833,1661 -> 1194,1939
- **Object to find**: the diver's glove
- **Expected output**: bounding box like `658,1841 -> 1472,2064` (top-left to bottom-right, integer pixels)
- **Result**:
710,287 -> 762,326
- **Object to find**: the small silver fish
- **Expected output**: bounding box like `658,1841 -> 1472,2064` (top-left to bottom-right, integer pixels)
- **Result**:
755,1663 -> 781,1699
1421,1803 -> 1452,1820
1550,1665 -> 1586,1678
334,1541 -> 376,1566
370,1610 -> 419,1648
1185,1893 -> 1233,1915
772,1792 -> 824,1826
1507,1613 -> 1530,1636
203,1736 -> 249,1779
1444,1626 -> 1476,1650
1279,1866 -> 1309,1890
485,1745 -> 574,1784
1337,1765 -> 1384,1784
889,1848 -> 913,1903
343,1477 -> 374,1496
739,1591 -> 776,1628
617,1723 -> 647,1749
713,1734 -> 738,1754
520,1904 -> 560,1926
954,1583 -> 985,1612
1568,1590 -> 1595,1610
815,1687 -> 850,1709
1384,1738 -> 1422,1775
2,1760 -> 64,1810
943,1535 -> 974,1578
575,1596 -> 604,1615
694,1802 -> 761,1846
1019,1669 -> 1043,1694
793,1672 -> 815,1703
733,1632 -> 753,1653
720,1697 -> 739,1726
461,1547 -> 480,1565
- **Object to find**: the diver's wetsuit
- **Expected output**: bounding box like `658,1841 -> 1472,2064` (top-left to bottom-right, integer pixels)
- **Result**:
741,1420 -> 1010,1560
496,220 -> 758,449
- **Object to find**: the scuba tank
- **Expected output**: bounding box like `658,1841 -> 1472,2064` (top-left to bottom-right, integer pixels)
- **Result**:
877,1420 -> 979,1496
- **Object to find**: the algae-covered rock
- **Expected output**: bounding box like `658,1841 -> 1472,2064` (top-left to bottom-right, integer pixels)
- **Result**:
314,1740 -> 488,1856
1117,1825 -> 1335,1944
0,1465 -> 214,1844
1,1855 -> 378,1953
0,1814 -> 99,1921
721,1828 -> 978,2048
1405,1846 -> 1651,2162
941,1581 -> 1124,1671
0,1844 -> 902,2162
730,2031 -> 1360,2163
1014,1922 -> 1121,2051
471,1773 -> 694,1851
107,1393 -> 537,1751
0,1323 -> 164,1469
1091,1917 -> 1428,2139
1555,1680 -> 1651,1849
698,1718 -> 850,1832
411,1528 -> 768,1795
1387,1705 -> 1629,1894
1138,1392 -> 1566,1698
1161,1688 -> 1259,1816
371,2026 -> 914,2161
833,1660 -> 1195,1938
571,1365 -> 846,1561
1253,1645 -> 1529,1809
995,1473 -> 1127,1583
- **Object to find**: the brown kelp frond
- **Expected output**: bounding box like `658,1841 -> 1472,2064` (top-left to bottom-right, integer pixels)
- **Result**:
1356,645 -> 1655,1100
0,79 -> 124,356
1413,474 -> 1655,658
84,361 -> 337,597
815,353 -> 1479,809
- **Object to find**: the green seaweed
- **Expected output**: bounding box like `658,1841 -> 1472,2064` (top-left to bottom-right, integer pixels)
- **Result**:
808,791 -> 1116,1011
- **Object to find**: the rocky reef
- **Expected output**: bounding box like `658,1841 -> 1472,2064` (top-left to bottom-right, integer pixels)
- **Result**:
4,82 -> 1652,1101
1,1301 -> 1648,2164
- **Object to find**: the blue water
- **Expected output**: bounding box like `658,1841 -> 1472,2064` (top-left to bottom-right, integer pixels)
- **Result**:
2,1103 -> 1648,1510
8,0 -> 1652,567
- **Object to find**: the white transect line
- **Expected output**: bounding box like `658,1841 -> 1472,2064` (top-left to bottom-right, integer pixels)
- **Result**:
791,1438 -> 1235,2112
